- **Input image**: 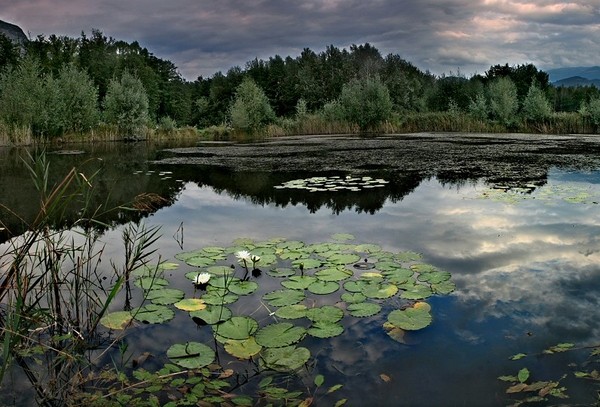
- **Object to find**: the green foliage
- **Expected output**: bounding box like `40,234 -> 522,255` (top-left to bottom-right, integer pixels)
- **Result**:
338,76 -> 393,131
522,82 -> 552,122
488,77 -> 518,125
0,33 -> 21,72
55,64 -> 100,133
580,96 -> 600,130
103,71 -> 149,137
468,92 -> 488,120
229,77 -> 275,132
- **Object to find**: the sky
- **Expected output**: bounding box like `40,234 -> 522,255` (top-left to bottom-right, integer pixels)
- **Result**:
2,0 -> 600,81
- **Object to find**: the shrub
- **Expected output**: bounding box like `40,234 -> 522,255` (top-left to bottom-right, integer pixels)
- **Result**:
488,77 -> 518,125
103,71 -> 149,138
338,76 -> 393,131
229,78 -> 275,132
522,82 -> 552,122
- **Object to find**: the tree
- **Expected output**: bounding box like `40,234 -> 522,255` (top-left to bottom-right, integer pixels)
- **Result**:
103,71 -> 149,137
0,34 -> 21,72
487,77 -> 518,125
338,76 -> 392,131
468,92 -> 488,120
580,96 -> 600,130
229,77 -> 275,132
521,82 -> 552,122
56,64 -> 99,133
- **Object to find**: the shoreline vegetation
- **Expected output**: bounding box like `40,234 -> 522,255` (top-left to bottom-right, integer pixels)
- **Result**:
1,30 -> 599,147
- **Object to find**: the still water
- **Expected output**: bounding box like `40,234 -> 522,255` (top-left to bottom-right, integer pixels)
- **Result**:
2,133 -> 600,406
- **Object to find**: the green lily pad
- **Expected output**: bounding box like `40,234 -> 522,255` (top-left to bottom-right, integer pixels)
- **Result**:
355,244 -> 382,253
375,261 -> 404,272
201,290 -> 239,305
307,322 -> 344,338
418,271 -> 452,284
190,305 -> 232,324
341,292 -> 367,303
305,306 -> 344,323
157,261 -> 179,270
343,280 -> 368,293
146,288 -> 185,305
387,307 -> 432,330
134,277 -> 168,290
255,323 -> 306,348
100,311 -> 133,330
431,280 -> 456,295
362,283 -> 398,299
228,280 -> 259,295
224,337 -> 262,359
134,304 -> 174,324
395,251 -> 423,262
167,342 -> 215,369
279,251 -> 305,260
347,302 -> 382,318
315,267 -> 353,281
267,268 -> 296,278
326,253 -> 361,265
277,240 -> 305,250
131,265 -> 157,278
174,298 -> 207,311
400,284 -> 433,300
261,346 -> 311,372
331,233 -> 355,241
281,276 -> 317,290
185,256 -> 216,267
214,316 -> 259,340
307,280 -> 340,295
411,263 -> 438,273
207,265 -> 235,275
274,304 -> 308,319
263,289 -> 306,307
383,268 -> 415,284
292,258 -> 323,270
359,272 -> 384,283
206,274 -> 238,288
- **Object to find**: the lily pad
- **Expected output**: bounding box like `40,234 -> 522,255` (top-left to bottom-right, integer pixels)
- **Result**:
326,253 -> 361,265
185,256 -> 216,267
315,267 -> 353,281
190,305 -> 232,324
201,290 -> 239,305
281,276 -> 317,290
307,322 -> 344,338
307,280 -> 340,295
263,289 -> 306,307
167,342 -> 215,369
292,258 -> 323,270
341,292 -> 367,303
387,307 -> 432,331
100,311 -> 132,330
362,283 -> 398,299
134,304 -> 174,324
343,280 -> 368,293
214,316 -> 259,340
418,271 -> 452,284
146,288 -> 185,305
274,304 -> 308,319
206,265 -> 235,275
174,298 -> 207,311
228,280 -> 259,295
255,322 -> 307,348
395,251 -> 423,262
267,268 -> 296,278
224,337 -> 262,359
134,277 -> 168,290
347,302 -> 382,318
355,244 -> 382,253
331,233 -> 355,241
261,346 -> 311,372
431,280 -> 456,295
305,306 -> 344,323
400,284 -> 433,300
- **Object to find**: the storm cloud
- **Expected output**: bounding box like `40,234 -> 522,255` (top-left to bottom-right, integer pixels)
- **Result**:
3,0 -> 599,80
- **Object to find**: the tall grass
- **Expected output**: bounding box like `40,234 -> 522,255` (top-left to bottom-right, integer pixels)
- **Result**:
0,150 -> 163,405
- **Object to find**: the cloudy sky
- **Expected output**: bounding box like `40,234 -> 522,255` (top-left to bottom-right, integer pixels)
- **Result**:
3,0 -> 599,80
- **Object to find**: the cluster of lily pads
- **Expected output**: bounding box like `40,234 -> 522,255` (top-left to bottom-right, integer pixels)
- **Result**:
274,176 -> 389,192
479,183 -> 600,205
101,233 -> 455,373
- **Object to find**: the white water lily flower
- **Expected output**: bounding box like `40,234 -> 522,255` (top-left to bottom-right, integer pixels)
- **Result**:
193,272 -> 211,285
251,255 -> 261,263
235,250 -> 251,261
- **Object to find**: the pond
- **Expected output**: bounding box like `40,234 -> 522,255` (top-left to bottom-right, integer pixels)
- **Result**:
2,133 -> 600,406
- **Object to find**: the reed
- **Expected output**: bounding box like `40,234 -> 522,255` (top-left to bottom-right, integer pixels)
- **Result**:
0,150 -> 163,405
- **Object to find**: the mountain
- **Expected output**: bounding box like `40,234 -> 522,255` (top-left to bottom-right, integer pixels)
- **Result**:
547,66 -> 600,87
0,19 -> 28,46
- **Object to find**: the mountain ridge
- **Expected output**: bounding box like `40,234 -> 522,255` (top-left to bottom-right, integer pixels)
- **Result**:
0,19 -> 28,45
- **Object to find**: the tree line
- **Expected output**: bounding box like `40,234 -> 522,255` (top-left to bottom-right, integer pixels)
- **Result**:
1,30 -> 600,141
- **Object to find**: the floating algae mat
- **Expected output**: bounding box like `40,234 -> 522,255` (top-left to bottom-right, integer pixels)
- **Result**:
101,234 -> 455,374
275,176 -> 389,192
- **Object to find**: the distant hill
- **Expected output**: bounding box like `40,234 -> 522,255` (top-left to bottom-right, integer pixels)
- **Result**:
0,19 -> 28,46
547,66 -> 600,87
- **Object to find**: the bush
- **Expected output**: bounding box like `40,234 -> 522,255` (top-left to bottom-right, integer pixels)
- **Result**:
522,82 -> 552,122
488,77 -> 518,125
468,92 -> 488,120
229,78 -> 275,132
56,65 -> 99,133
103,71 -> 149,138
338,76 -> 392,132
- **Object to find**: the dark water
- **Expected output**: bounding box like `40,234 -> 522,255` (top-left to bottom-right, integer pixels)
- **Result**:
2,133 -> 600,406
